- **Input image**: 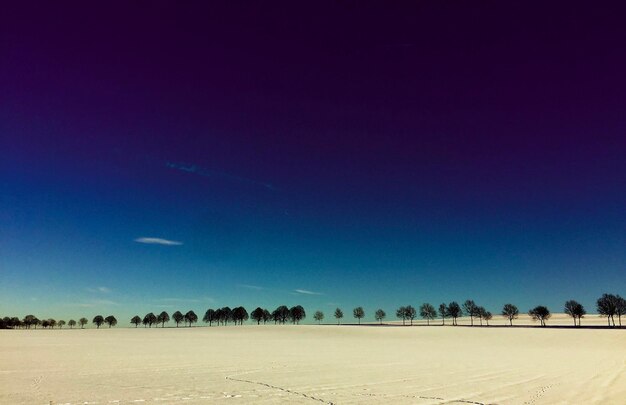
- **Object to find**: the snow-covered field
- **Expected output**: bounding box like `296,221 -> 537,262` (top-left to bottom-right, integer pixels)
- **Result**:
1,322 -> 625,404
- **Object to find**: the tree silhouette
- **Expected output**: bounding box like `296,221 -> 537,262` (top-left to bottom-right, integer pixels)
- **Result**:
314,311 -> 324,324
476,307 -> 487,326
463,300 -> 478,326
251,307 -> 265,325
438,303 -> 447,325
42,319 -> 50,328
289,306 -> 306,324
23,315 -> 37,329
405,305 -> 417,325
184,310 -> 198,327
79,318 -> 88,329
232,307 -> 249,325
528,306 -> 551,327
130,315 -> 141,328
482,310 -> 493,326
58,320 -> 66,328
419,303 -> 436,325
218,307 -> 232,325
564,300 -> 585,326
375,309 -> 386,324
157,311 -> 170,327
49,319 -> 57,329
334,308 -> 344,324
68,319 -> 77,329
273,305 -> 290,324
396,306 -> 407,325
262,309 -> 271,324
617,296 -> 626,327
501,304 -> 519,326
597,294 -> 619,326
104,315 -> 117,328
172,311 -> 184,327
93,315 -> 105,329
353,307 -> 365,324
446,302 -> 461,326
143,312 -> 157,328
203,309 -> 216,326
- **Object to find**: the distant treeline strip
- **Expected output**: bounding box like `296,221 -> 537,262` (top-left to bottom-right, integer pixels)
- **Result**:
2,294 -> 625,329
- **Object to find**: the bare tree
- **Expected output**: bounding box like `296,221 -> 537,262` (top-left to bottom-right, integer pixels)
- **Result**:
353,307 -> 365,324
463,300 -> 479,326
476,307 -> 486,326
232,307 -> 249,325
617,296 -> 626,327
502,304 -> 519,326
528,306 -> 551,327
446,302 -> 461,326
172,311 -> 184,327
92,315 -> 105,329
184,310 -> 198,327
273,306 -> 290,324
314,311 -> 324,324
289,306 -> 306,324
130,315 -> 141,328
419,303 -> 436,325
483,310 -> 493,326
262,309 -> 271,324
564,300 -> 585,326
438,303 -> 447,325
375,309 -> 386,324
334,308 -> 344,324
396,306 -> 407,325
251,307 -> 265,325
597,293 -> 619,326
104,315 -> 117,328
143,312 -> 157,328
157,311 -> 170,327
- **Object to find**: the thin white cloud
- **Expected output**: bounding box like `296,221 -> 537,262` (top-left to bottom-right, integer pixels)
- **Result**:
87,286 -> 111,293
238,284 -> 264,290
134,237 -> 183,246
294,289 -> 323,295
167,161 -> 276,191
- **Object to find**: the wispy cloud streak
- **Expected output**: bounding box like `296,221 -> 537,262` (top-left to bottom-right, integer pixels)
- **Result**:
238,284 -> 264,290
167,161 -> 275,190
294,289 -> 323,295
86,286 -> 111,293
135,237 -> 183,246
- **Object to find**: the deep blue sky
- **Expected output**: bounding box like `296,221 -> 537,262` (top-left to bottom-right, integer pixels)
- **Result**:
1,2 -> 625,323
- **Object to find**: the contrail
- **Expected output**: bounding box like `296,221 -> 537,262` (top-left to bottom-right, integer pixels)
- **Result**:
166,161 -> 276,190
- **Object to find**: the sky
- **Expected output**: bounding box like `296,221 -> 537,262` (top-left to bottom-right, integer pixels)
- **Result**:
1,2 -> 625,324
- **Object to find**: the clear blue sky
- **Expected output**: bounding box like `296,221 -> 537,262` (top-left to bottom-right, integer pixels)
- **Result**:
1,3 -> 625,323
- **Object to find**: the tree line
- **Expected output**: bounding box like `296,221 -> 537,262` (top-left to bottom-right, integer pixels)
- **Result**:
2,293 -> 625,329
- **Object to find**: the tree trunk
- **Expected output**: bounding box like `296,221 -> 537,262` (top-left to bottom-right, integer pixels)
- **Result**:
509,318 -> 512,326
573,317 -> 576,326
470,316 -> 473,326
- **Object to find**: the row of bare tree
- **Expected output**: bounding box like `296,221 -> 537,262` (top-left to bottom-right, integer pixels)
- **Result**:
2,294 -> 624,329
